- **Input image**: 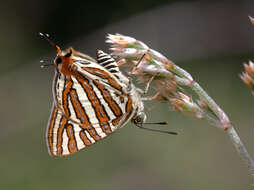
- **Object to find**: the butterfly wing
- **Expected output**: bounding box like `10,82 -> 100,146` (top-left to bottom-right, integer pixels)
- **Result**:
72,50 -> 130,95
47,104 -> 94,156
46,63 -> 136,157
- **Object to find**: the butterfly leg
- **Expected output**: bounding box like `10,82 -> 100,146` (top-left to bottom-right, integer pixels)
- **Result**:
136,75 -> 155,95
143,75 -> 155,94
130,49 -> 150,74
141,92 -> 160,101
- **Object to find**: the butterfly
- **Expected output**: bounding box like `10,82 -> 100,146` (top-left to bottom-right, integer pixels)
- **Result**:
40,33 -> 147,157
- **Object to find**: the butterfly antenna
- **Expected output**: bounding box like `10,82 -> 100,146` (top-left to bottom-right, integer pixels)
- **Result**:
39,32 -> 61,54
39,32 -> 57,48
40,60 -> 54,68
145,121 -> 169,125
136,121 -> 178,135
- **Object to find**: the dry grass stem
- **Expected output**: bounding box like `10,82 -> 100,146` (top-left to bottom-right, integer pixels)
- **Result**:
107,33 -> 254,178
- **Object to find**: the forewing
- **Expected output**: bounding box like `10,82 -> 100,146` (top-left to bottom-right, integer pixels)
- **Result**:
47,71 -> 135,157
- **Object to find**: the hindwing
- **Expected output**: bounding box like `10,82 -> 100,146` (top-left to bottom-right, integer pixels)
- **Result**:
71,50 -> 130,94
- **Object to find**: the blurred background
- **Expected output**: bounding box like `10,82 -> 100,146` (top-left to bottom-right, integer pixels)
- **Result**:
1,0 -> 254,189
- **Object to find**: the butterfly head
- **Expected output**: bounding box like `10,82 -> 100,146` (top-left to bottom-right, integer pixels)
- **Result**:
53,48 -> 75,75
39,32 -> 77,75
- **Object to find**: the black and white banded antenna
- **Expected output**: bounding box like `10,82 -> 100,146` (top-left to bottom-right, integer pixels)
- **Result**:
39,32 -> 58,49
136,122 -> 178,135
39,32 -> 58,68
40,59 -> 54,68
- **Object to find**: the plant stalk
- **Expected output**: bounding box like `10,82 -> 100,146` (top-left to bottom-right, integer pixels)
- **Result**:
173,64 -> 254,177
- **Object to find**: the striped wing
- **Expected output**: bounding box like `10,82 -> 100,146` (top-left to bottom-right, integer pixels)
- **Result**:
46,71 -> 135,157
72,50 -> 130,95
96,50 -> 130,85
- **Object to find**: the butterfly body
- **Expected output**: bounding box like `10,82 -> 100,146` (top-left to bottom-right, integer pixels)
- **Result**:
46,46 -> 146,157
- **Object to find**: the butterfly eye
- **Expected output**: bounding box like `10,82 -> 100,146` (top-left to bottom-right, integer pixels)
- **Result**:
55,57 -> 62,64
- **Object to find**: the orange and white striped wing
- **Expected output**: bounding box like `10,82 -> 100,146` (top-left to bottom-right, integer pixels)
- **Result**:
47,105 -> 93,156
46,71 -> 135,157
